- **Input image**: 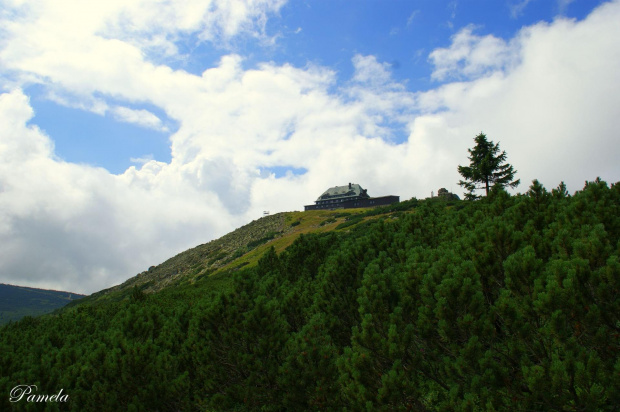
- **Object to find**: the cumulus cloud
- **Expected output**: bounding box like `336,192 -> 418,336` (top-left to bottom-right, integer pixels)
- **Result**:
422,2 -> 620,189
0,0 -> 619,294
429,25 -> 519,81
351,55 -> 394,87
0,0 -> 286,100
130,154 -> 155,164
43,90 -> 110,116
0,90 -> 234,293
111,106 -> 168,131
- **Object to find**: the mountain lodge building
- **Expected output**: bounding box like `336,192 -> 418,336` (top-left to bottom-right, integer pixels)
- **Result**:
304,183 -> 399,211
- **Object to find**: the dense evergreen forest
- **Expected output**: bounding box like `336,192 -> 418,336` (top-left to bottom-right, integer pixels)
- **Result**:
1,179 -> 618,411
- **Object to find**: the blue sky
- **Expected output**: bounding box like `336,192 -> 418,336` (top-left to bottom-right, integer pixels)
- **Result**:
0,0 -> 618,293
23,0 -> 602,174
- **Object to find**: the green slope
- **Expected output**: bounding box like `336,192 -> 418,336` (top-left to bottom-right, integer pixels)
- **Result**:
75,201 -> 418,307
1,179 -> 618,411
0,284 -> 85,324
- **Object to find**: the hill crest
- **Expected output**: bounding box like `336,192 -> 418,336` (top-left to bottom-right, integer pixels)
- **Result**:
80,202 -> 418,305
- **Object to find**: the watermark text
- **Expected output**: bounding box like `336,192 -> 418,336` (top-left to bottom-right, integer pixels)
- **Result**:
9,385 -> 69,403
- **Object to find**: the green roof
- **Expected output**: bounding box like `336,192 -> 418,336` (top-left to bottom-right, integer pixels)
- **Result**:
317,183 -> 368,201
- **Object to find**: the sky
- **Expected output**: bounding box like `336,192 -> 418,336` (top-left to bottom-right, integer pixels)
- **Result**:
0,0 -> 618,294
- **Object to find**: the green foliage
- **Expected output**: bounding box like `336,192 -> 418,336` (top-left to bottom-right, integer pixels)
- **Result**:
207,251 -> 228,265
335,215 -> 363,230
332,212 -> 352,218
246,231 -> 280,249
458,132 -> 520,199
1,179 -> 619,410
319,217 -> 337,226
130,286 -> 146,303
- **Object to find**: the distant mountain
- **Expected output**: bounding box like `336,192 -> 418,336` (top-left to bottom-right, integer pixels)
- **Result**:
0,283 -> 85,324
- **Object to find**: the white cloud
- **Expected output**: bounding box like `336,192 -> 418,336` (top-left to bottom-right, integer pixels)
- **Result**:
422,0 -> 620,190
407,10 -> 420,27
510,0 -> 576,18
448,1 -> 458,19
43,90 -> 110,116
509,0 -> 536,18
130,154 -> 155,164
0,0 -> 286,94
351,55 -> 393,86
0,0 -> 619,294
0,90 -> 235,293
557,0 -> 576,14
429,25 -> 519,81
111,106 -> 168,131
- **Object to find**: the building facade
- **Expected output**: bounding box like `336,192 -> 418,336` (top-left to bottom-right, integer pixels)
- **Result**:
304,183 -> 399,211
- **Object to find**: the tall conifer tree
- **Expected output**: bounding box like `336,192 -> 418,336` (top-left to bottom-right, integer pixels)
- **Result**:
458,132 -> 520,200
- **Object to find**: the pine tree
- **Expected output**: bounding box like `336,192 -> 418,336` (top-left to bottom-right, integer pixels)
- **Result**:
458,133 -> 520,200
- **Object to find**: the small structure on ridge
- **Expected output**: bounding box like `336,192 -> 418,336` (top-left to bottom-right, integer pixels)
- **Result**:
435,188 -> 460,201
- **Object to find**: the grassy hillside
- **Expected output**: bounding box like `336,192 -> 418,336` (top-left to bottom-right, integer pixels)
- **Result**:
0,284 -> 84,324
1,179 -> 618,411
74,201 -> 418,307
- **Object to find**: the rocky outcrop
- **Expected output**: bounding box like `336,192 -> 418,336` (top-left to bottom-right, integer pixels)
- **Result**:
436,188 -> 460,201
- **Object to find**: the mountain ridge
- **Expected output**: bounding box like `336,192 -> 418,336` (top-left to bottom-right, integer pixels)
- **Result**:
74,201 -> 419,307
1,180 -> 618,410
0,283 -> 85,324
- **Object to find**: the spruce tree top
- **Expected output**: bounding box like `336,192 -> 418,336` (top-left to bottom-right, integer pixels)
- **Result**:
457,133 -> 519,200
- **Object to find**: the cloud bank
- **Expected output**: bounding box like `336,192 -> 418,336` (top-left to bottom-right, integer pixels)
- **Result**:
0,0 -> 619,293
